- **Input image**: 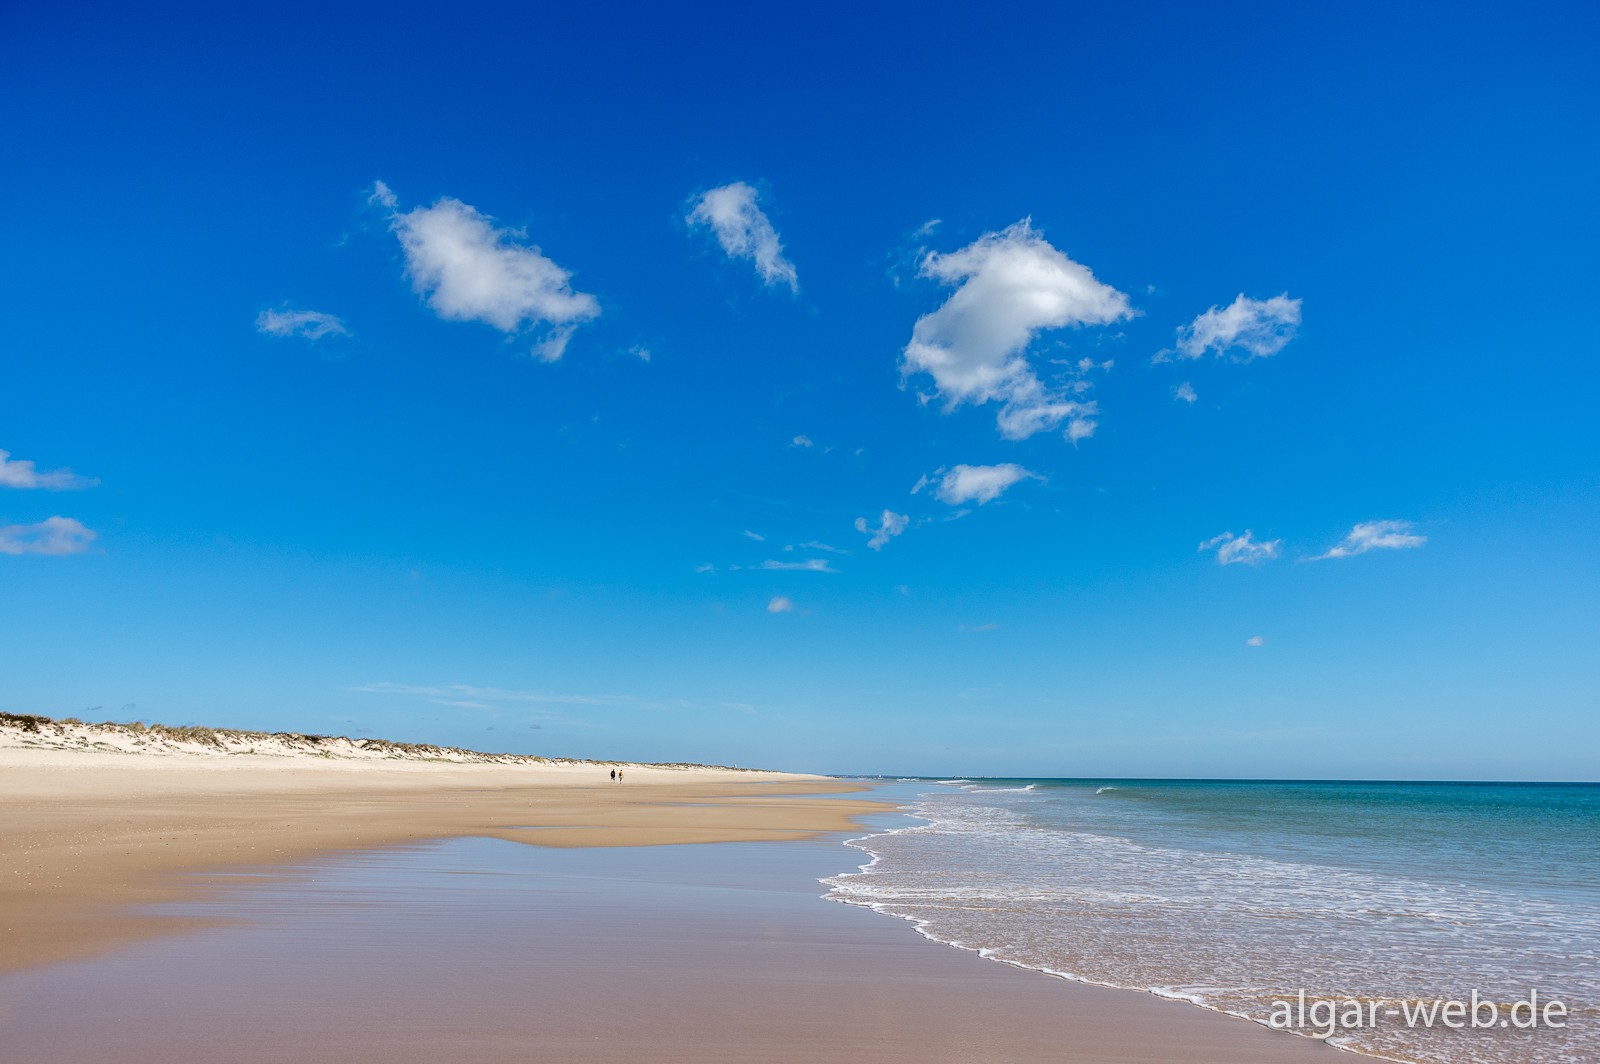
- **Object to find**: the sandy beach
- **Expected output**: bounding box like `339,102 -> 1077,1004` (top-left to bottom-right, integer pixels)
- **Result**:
0,736 -> 1342,1063
0,729 -> 880,975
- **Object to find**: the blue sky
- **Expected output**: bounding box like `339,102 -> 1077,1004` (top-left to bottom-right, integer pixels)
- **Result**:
2,0 -> 1596,778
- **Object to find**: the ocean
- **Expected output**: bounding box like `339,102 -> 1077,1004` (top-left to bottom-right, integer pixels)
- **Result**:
823,779 -> 1600,1064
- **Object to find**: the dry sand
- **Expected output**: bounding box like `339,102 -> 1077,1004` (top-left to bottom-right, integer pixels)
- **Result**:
0,736 -> 1343,1063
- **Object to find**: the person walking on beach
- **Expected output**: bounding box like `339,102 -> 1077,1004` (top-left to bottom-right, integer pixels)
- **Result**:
617,767 -> 623,781
610,768 -> 616,781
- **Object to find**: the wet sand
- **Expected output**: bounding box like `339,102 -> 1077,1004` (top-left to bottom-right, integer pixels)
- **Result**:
0,830 -> 1343,1063
0,748 -> 881,974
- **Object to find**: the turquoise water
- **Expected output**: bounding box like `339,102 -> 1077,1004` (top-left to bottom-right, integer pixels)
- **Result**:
825,779 -> 1600,1064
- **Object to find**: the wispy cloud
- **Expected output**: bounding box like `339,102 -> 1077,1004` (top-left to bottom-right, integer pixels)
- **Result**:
902,220 -> 1132,442
1168,293 -> 1301,361
855,509 -> 909,551
742,529 -> 765,542
791,434 -> 814,448
1174,381 -> 1198,404
767,595 -> 794,614
0,449 -> 98,491
1199,529 -> 1281,565
782,540 -> 847,555
349,681 -> 755,715
914,463 -> 1037,506
351,681 -> 630,708
755,558 -> 838,573
960,622 -> 1000,632
686,181 -> 798,291
695,556 -> 840,574
372,180 -> 599,360
0,516 -> 96,556
1245,635 -> 1266,647
1311,520 -> 1427,560
255,306 -> 350,341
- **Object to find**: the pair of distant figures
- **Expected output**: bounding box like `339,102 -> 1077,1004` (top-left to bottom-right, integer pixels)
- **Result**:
609,768 -> 624,781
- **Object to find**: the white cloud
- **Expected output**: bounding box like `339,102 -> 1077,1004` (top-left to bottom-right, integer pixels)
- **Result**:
531,327 -> 579,362
1064,415 -> 1097,444
1245,635 -> 1266,647
918,463 -> 1036,506
1174,381 -> 1198,404
255,306 -> 350,341
791,434 -> 814,448
1174,293 -> 1301,361
0,516 -> 96,556
1312,520 -> 1427,560
742,529 -> 765,542
686,182 -> 798,291
1199,530 -> 1282,566
990,374 -> 1100,442
369,180 -> 399,210
855,510 -> 909,551
902,220 -> 1132,441
375,181 -> 599,358
960,622 -> 1000,632
767,595 -> 794,614
0,449 -> 97,491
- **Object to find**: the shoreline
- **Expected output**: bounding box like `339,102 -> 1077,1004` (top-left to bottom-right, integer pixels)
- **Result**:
829,788 -> 1360,1060
1,745 -> 1348,1062
0,773 -> 1344,1063
827,780 -> 1592,1064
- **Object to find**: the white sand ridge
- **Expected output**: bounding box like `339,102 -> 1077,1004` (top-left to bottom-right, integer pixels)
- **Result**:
0,711 -> 726,769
